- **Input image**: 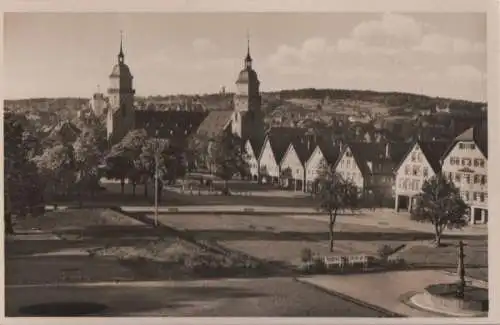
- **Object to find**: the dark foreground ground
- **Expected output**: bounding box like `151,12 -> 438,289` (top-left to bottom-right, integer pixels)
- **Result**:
6,278 -> 388,317
5,209 -> 391,317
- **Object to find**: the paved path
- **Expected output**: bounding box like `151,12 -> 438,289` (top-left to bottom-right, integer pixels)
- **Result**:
297,270 -> 488,317
43,205 -> 487,236
6,277 -> 389,317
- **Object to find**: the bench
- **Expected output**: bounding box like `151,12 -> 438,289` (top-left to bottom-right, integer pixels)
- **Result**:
387,255 -> 404,265
346,254 -> 372,270
323,256 -> 346,270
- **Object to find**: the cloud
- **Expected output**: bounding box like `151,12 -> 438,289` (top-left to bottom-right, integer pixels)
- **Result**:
334,13 -> 485,57
266,37 -> 335,75
351,13 -> 423,48
414,33 -> 485,54
192,38 -> 218,54
446,65 -> 484,82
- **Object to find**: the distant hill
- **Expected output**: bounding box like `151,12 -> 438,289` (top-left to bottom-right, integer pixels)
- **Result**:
5,88 -> 486,132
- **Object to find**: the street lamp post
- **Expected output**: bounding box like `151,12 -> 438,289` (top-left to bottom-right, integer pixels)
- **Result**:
154,131 -> 159,227
456,240 -> 466,298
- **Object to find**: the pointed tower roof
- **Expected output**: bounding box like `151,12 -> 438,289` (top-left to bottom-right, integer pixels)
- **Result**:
118,30 -> 125,63
110,31 -> 132,78
245,31 -> 252,65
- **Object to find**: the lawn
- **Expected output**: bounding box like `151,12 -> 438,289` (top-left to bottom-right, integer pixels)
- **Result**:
101,182 -> 316,207
152,213 -> 488,280
6,209 -> 272,284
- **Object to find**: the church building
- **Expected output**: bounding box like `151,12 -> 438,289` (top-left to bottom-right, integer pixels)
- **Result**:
104,34 -> 265,146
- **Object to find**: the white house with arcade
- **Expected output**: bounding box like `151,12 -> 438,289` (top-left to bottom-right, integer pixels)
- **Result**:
440,126 -> 488,224
394,140 -> 450,212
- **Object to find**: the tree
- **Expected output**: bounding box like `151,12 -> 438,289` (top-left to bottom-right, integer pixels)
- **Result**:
209,131 -> 249,195
104,144 -> 132,195
5,113 -> 45,234
411,175 -> 468,247
34,144 -> 76,199
316,163 -> 359,252
118,129 -> 150,197
186,134 -> 209,172
73,127 -> 104,203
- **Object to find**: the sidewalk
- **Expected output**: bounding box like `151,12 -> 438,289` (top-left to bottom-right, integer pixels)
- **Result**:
296,270 -> 488,317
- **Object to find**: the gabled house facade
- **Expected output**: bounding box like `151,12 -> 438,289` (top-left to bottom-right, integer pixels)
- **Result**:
244,138 -> 263,181
394,140 -> 450,212
334,142 -> 409,206
258,136 -> 281,184
304,141 -> 340,193
441,126 -> 488,224
333,144 -> 366,192
279,143 -> 306,191
279,137 -> 315,191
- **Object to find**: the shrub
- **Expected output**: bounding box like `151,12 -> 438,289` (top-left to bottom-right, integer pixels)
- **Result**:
311,256 -> 326,273
300,248 -> 313,263
377,244 -> 395,260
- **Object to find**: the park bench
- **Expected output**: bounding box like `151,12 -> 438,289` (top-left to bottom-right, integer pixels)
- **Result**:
386,255 -> 404,265
346,254 -> 372,270
323,255 -> 346,270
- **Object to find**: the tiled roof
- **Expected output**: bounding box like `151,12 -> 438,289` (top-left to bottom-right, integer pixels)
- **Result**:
344,142 -> 411,176
418,141 -> 451,173
316,139 -> 341,165
195,110 -> 233,139
134,110 -> 207,140
455,124 -> 487,157
267,134 -> 291,164
290,137 -> 316,165
248,137 -> 265,159
266,126 -> 309,138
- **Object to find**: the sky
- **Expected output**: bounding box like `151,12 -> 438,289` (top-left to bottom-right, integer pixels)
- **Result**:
4,12 -> 486,102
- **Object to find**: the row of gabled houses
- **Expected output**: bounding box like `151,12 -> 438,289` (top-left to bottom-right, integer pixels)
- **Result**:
243,124 -> 488,224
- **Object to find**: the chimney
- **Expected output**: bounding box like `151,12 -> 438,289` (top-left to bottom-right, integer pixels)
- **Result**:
385,142 -> 390,159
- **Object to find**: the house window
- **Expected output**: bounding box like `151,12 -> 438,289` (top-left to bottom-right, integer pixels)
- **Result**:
471,144 -> 476,150
474,159 -> 479,167
455,173 -> 461,182
412,166 -> 420,176
346,151 -> 352,157
481,175 -> 487,185
405,165 -> 410,175
411,153 -> 417,162
474,174 -> 480,184
423,167 -> 429,177
473,192 -> 478,201
459,143 -> 465,149
464,191 -> 470,201
346,159 -> 351,168
480,193 -> 485,202
464,174 -> 471,184
479,159 -> 485,168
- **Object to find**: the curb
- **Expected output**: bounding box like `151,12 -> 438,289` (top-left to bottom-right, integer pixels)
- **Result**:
293,277 -> 405,317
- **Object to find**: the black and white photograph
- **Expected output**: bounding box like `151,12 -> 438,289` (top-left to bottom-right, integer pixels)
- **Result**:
2,2 -> 493,320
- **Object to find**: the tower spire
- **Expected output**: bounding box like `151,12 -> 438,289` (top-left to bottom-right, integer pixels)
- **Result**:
118,30 -> 124,63
245,30 -> 252,69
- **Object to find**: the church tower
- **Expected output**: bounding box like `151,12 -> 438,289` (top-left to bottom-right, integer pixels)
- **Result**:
231,35 -> 264,140
106,32 -> 136,144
